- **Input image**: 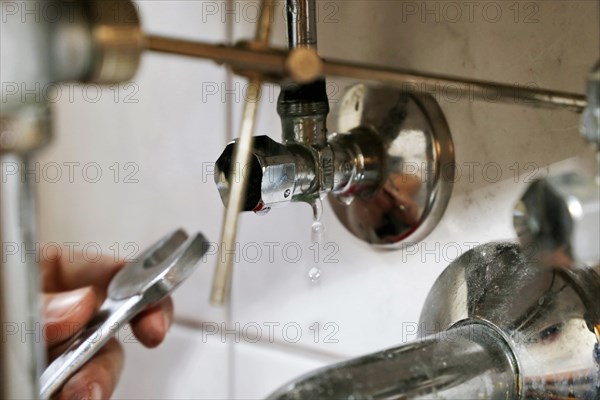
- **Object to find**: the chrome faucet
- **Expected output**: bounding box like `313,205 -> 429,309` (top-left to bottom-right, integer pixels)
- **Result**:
215,83 -> 456,246
265,92 -> 600,398
268,172 -> 600,399
214,0 -> 456,248
268,241 -> 599,399
215,0 -> 349,214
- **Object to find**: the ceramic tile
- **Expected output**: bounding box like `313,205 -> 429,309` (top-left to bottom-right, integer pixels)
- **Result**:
113,325 -> 229,399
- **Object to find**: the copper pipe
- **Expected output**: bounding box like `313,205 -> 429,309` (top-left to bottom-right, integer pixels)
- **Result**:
210,1 -> 276,306
146,35 -> 586,113
322,60 -> 586,112
147,36 -> 286,76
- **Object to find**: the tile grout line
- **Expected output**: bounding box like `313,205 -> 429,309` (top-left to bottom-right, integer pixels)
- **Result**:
174,316 -> 347,364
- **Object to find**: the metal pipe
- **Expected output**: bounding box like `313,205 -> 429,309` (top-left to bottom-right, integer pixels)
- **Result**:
146,35 -> 587,113
1,153 -> 46,398
322,60 -> 587,112
1,1 -> 54,393
255,0 -> 276,46
210,81 -> 261,305
268,323 -> 519,399
269,241 -> 600,399
279,0 -> 329,148
1,1 -> 144,395
147,36 -> 287,76
210,0 -> 276,306
286,0 -> 317,49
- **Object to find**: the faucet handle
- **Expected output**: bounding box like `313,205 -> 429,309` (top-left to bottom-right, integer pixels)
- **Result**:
514,171 -> 600,269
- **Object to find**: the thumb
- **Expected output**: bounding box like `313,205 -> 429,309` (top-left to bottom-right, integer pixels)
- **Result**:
43,287 -> 97,347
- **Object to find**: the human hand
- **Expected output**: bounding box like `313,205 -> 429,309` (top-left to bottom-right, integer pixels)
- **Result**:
42,249 -> 174,399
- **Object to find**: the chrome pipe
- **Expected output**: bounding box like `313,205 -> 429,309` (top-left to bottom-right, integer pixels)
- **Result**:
268,323 -> 519,399
279,0 -> 329,148
1,0 -> 54,393
1,153 -> 46,398
286,0 -> 317,49
146,35 -> 587,113
269,242 -> 600,399
1,1 -> 144,395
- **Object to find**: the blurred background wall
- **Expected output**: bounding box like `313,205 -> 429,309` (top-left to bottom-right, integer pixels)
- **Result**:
34,1 -> 599,398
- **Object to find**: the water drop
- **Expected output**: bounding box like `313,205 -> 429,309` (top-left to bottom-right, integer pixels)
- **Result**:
255,207 -> 271,216
311,221 -> 324,243
308,198 -> 325,284
311,198 -> 323,223
310,198 -> 325,243
308,267 -> 321,282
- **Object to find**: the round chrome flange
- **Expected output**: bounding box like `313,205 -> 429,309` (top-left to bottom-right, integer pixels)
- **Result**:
420,242 -> 600,399
329,84 -> 455,248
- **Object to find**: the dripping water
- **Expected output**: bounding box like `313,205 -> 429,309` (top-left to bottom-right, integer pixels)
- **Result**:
308,198 -> 324,283
308,266 -> 321,282
311,198 -> 324,242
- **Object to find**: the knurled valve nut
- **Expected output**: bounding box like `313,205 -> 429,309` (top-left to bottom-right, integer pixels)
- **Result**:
317,147 -> 335,191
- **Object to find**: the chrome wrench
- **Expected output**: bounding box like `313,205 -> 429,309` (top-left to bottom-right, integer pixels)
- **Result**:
40,229 -> 208,399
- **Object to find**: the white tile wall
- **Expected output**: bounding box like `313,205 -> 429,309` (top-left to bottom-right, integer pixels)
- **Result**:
35,1 -> 599,399
232,342 -> 333,399
114,325 -> 229,399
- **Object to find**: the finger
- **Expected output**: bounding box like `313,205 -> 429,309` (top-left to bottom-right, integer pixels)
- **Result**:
56,339 -> 124,400
41,244 -> 64,292
46,252 -> 125,293
130,297 -> 174,348
44,287 -> 97,347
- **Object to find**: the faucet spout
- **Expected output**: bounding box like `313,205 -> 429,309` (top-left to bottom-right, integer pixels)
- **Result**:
268,323 -> 519,400
268,242 -> 600,399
